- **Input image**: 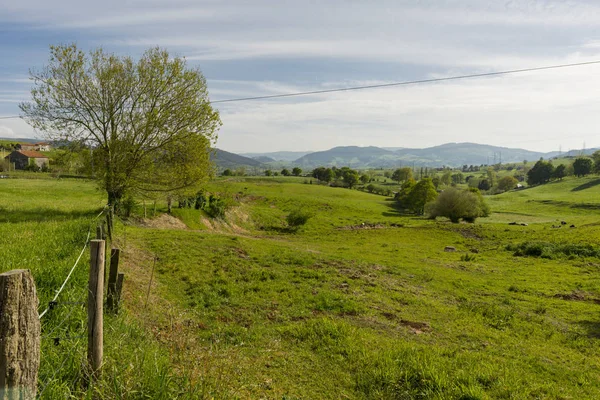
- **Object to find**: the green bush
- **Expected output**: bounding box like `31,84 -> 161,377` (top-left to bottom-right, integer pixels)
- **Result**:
286,209 -> 312,229
426,187 -> 489,223
507,241 -> 600,259
206,195 -> 227,219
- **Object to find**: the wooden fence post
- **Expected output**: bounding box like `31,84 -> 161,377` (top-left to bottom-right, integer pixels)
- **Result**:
88,240 -> 104,381
0,269 -> 41,399
107,249 -> 120,313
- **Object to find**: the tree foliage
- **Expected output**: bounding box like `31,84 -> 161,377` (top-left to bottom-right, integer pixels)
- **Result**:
292,167 -> 302,176
527,160 -> 554,185
392,167 -> 412,183
552,164 -> 566,180
427,187 -> 490,223
497,176 -> 518,192
312,167 -> 334,182
20,44 -> 221,210
573,157 -> 593,177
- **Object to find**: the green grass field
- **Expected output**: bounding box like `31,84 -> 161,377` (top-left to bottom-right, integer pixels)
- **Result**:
2,175 -> 600,398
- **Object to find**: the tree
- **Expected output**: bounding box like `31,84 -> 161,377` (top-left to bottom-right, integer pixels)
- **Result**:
292,167 -> 302,176
573,157 -> 593,177
343,169 -> 359,188
552,164 -> 566,180
497,176 -> 518,192
440,171 -> 452,186
312,166 -> 334,182
265,169 -> 273,176
407,178 -> 437,215
527,160 -> 554,185
360,174 -> 370,184
222,169 -> 233,176
426,187 -> 490,223
20,44 -> 220,215
281,168 -> 291,176
394,178 -> 416,209
478,179 -> 491,191
451,172 -> 464,184
392,167 -> 412,183
591,150 -> 600,174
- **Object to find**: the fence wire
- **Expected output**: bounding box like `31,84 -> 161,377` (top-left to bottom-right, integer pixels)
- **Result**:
39,207 -> 107,319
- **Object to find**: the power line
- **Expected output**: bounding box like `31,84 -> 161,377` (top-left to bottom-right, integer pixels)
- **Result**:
211,59 -> 600,103
2,59 -> 600,114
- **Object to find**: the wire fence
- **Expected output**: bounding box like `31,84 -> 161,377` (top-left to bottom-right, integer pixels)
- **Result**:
36,206 -> 109,398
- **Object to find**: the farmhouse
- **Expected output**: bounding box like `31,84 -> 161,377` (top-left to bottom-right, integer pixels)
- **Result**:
4,150 -> 49,170
16,143 -> 37,151
35,142 -> 52,151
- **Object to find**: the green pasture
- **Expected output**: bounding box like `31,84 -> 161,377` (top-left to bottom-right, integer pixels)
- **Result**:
2,175 -> 600,398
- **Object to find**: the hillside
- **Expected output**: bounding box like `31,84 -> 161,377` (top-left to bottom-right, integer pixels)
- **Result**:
239,143 -> 600,169
240,151 -> 311,162
210,148 -> 264,169
5,175 -> 600,397
294,146 -> 397,167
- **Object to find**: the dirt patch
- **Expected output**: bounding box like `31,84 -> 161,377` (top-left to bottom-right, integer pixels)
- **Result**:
140,214 -> 188,230
450,227 -> 483,240
552,290 -> 600,304
338,222 -> 402,230
399,319 -> 431,335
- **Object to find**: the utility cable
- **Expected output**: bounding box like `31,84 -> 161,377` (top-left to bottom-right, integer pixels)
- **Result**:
211,60 -> 600,103
2,59 -> 600,112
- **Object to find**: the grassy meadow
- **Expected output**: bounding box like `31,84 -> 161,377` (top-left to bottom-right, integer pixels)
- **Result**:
2,174 -> 600,398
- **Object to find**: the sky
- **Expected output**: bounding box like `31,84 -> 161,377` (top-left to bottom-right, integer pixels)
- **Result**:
2,0 -> 600,153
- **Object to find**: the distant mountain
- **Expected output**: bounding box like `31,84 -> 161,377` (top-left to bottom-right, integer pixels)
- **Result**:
294,146 -> 396,167
253,156 -> 277,163
211,149 -> 264,169
287,143 -> 598,168
392,143 -> 546,167
240,151 -> 311,162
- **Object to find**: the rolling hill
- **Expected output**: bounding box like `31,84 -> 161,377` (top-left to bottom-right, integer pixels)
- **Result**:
210,148 -> 264,169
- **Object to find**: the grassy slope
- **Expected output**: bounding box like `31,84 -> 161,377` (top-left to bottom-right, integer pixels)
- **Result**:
0,179 -> 197,398
3,176 -> 600,398
124,177 -> 600,399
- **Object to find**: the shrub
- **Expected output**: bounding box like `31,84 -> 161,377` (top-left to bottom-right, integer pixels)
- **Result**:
206,195 -> 227,218
426,187 -> 489,223
286,209 -> 312,229
118,195 -> 138,218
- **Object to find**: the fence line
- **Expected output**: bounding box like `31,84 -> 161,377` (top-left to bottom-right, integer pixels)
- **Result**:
39,207 -> 107,319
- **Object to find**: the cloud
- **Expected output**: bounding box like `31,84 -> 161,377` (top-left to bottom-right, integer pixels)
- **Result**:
214,66 -> 600,153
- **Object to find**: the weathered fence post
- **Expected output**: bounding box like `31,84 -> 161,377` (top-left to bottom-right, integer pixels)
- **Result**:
88,240 -> 104,381
107,249 -> 120,313
0,270 -> 41,399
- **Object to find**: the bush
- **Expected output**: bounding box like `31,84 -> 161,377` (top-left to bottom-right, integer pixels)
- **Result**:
206,195 -> 227,219
426,187 -> 489,223
118,195 -> 138,218
286,209 -> 312,229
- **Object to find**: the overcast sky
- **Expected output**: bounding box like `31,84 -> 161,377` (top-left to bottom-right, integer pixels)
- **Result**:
2,0 -> 600,153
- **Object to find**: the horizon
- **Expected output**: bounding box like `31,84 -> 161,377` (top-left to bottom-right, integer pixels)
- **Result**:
2,1 -> 600,153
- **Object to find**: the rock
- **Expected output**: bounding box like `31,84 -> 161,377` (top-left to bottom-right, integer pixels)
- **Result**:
444,246 -> 456,252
